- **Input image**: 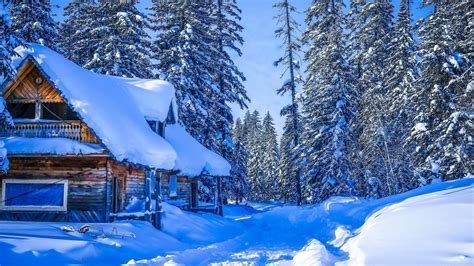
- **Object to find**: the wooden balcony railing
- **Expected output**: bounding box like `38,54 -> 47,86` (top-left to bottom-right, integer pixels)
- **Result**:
1,120 -> 99,143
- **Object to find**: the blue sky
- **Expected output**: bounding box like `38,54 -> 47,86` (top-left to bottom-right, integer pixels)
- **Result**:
52,0 -> 432,136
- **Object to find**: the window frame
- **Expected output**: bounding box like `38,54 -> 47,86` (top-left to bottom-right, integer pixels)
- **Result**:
169,175 -> 177,197
0,179 -> 68,212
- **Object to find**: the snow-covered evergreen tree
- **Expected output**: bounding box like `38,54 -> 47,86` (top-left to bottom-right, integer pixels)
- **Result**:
0,3 -> 20,173
84,0 -> 152,78
211,0 -> 248,164
300,0 -> 358,202
261,112 -> 279,200
383,0 -> 419,191
229,118 -> 249,204
273,0 -> 303,205
407,1 -> 473,182
149,1 -> 219,150
352,0 -> 395,197
10,0 -> 61,52
61,0 -> 99,67
245,110 -> 264,201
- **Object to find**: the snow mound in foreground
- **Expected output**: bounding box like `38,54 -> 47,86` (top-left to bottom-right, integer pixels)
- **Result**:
337,184 -> 474,265
0,179 -> 472,265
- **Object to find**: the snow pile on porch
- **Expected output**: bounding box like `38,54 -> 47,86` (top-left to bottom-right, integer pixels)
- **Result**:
1,137 -> 105,155
166,124 -> 231,176
3,44 -> 177,169
1,179 -> 472,265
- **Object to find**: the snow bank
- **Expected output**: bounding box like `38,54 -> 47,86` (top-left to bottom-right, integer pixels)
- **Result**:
338,184 -> 474,265
3,44 -> 177,169
166,124 -> 231,176
161,202 -> 244,245
1,179 -> 472,265
2,137 -> 105,155
0,221 -> 185,265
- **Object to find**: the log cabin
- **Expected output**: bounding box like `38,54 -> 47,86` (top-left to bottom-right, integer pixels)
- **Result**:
0,44 -> 230,228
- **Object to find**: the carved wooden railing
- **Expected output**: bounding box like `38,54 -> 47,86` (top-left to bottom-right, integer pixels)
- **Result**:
1,120 -> 99,143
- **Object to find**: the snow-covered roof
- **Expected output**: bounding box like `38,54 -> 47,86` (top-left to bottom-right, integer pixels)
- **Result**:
166,124 -> 231,177
2,45 -> 230,176
119,77 -> 177,122
2,44 -> 177,170
1,137 -> 105,155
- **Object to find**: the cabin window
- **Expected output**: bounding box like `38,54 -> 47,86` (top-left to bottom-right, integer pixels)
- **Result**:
6,102 -> 79,121
147,120 -> 166,138
158,122 -> 165,138
42,103 -> 79,120
0,179 -> 68,211
169,175 -> 177,197
6,103 -> 36,119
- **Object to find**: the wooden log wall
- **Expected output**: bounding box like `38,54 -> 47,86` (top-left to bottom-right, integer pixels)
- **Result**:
0,156 -> 110,222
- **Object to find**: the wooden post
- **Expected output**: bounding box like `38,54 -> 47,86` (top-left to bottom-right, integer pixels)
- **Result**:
214,176 -> 223,216
154,171 -> 163,230
104,159 -> 111,222
144,169 -> 154,223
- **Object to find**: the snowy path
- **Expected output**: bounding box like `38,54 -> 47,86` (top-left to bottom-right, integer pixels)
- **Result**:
1,179 -> 473,265
131,178 -> 474,265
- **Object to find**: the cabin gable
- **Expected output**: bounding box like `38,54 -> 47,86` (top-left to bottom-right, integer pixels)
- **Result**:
1,58 -> 101,144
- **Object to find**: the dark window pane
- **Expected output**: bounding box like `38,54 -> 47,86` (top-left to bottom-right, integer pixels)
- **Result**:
42,103 -> 79,120
6,103 -> 35,119
4,183 -> 65,207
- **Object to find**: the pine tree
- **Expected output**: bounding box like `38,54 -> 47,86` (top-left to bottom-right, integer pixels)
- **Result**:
61,0 -> 99,67
352,0 -> 395,197
273,0 -> 303,205
407,1 -> 473,182
229,118 -> 249,204
246,110 -> 264,201
300,0 -> 358,202
212,0 -> 248,164
149,0 -> 218,150
261,112 -> 280,200
84,0 -> 152,78
10,0 -> 61,52
0,3 -> 20,173
383,0 -> 419,191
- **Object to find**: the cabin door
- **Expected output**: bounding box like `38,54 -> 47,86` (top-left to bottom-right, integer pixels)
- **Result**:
112,176 -> 124,213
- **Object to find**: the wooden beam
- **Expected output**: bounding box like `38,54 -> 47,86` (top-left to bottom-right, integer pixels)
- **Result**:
144,169 -> 153,223
214,176 -> 223,216
154,171 -> 162,230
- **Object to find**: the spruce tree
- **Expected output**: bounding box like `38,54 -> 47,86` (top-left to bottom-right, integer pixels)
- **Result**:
229,118 -> 249,204
300,0 -> 358,202
383,0 -> 419,191
0,3 -> 20,173
212,0 -> 248,164
408,1 -> 473,182
84,0 -> 152,78
261,112 -> 280,200
353,0 -> 395,197
246,110 -> 264,201
10,0 -> 61,52
273,0 -> 303,205
149,0 -> 219,149
61,0 -> 99,67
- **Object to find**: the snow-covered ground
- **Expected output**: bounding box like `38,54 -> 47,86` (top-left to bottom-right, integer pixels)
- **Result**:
1,178 -> 473,265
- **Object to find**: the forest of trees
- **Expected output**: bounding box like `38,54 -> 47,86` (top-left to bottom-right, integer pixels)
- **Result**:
231,0 -> 472,204
0,0 -> 472,204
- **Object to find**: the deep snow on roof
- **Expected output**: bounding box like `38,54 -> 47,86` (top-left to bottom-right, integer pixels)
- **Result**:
3,44 -> 177,169
166,124 -> 231,177
2,44 -> 230,176
2,137 -> 105,155
119,77 -> 177,122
